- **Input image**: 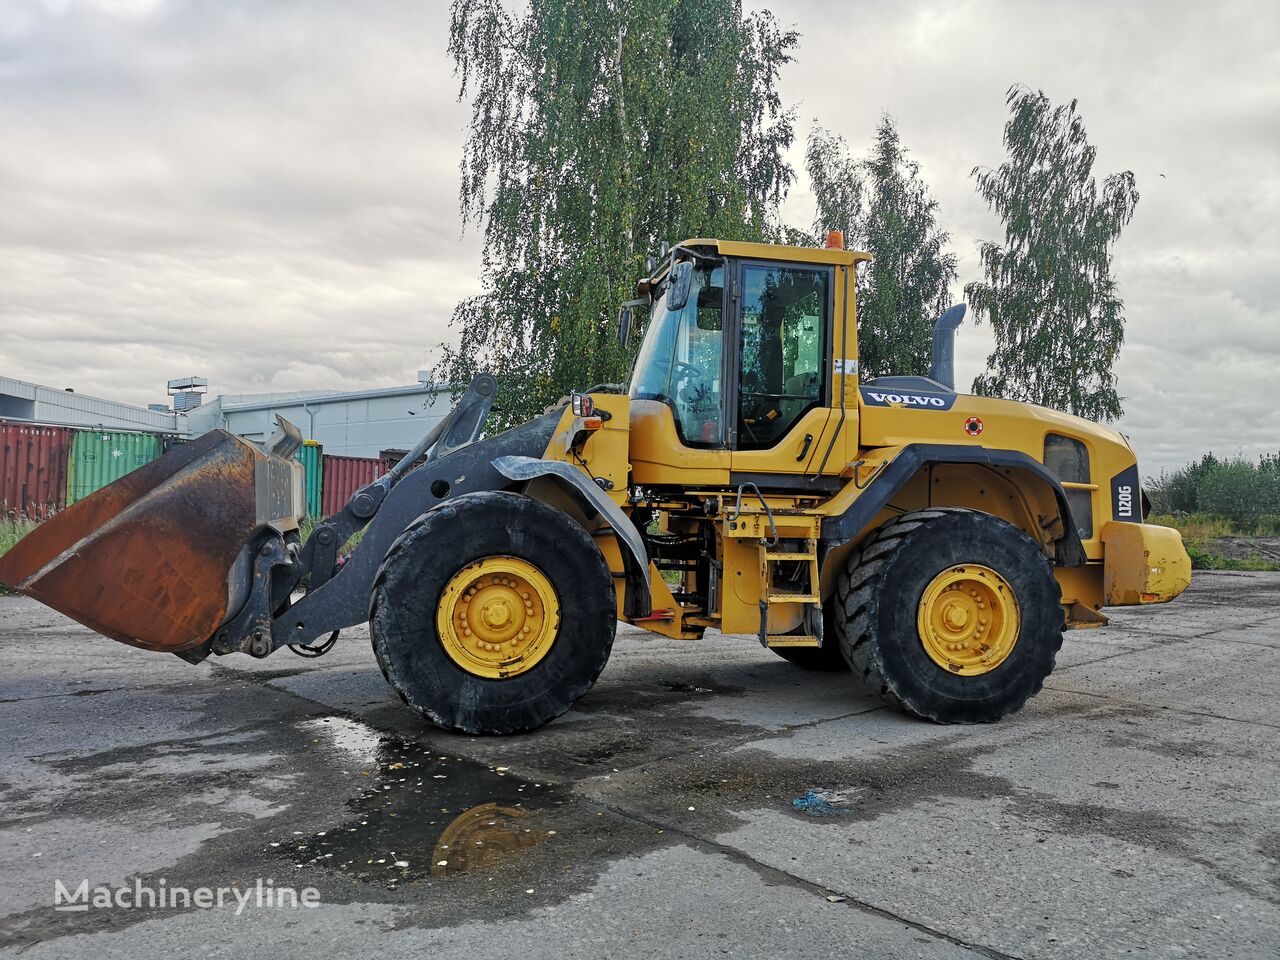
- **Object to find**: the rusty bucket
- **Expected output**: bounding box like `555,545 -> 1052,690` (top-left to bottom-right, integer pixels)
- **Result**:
0,430 -> 302,653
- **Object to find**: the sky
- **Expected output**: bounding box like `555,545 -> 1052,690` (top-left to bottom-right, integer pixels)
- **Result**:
1,0 -> 1276,475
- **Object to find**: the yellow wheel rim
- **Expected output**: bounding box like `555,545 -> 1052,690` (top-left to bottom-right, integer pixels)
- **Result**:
917,564 -> 1020,676
436,556 -> 560,679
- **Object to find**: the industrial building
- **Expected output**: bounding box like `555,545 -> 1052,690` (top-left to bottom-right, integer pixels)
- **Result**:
1,372 -> 456,520
184,376 -> 452,459
0,375 -> 187,434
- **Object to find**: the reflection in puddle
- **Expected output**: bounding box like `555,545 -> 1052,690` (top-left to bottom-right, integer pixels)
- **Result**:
282,720 -> 562,883
427,801 -> 548,875
297,716 -> 383,763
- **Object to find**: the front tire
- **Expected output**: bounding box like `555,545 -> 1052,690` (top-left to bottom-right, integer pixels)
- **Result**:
370,491 -> 616,734
834,509 -> 1063,723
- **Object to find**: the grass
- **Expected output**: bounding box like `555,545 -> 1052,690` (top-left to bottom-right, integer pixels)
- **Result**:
1184,541 -> 1280,573
0,517 -> 37,556
1148,513 -> 1280,571
0,517 -> 39,594
1149,513 -> 1280,538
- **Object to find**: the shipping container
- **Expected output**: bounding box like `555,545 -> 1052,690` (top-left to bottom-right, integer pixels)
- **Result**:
379,448 -> 407,475
67,430 -> 162,506
322,455 -> 381,519
0,421 -> 72,519
296,440 -> 324,518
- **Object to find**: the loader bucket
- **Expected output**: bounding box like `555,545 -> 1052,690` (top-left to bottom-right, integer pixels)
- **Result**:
0,430 -> 303,653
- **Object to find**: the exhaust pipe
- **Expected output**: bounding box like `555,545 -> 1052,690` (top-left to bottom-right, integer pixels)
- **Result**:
929,304 -> 966,390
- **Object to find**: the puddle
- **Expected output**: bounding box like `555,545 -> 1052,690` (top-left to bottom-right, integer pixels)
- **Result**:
279,721 -> 564,883
297,716 -> 383,763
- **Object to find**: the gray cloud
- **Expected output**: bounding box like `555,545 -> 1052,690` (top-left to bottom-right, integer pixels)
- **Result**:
774,0 -> 1280,474
1,0 -> 1276,475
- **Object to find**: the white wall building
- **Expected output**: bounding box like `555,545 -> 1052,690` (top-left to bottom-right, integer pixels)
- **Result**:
0,375 -> 186,434
185,381 -> 453,459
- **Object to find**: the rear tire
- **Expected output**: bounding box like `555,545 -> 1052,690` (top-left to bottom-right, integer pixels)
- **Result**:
370,491 -> 616,734
834,509 -> 1062,723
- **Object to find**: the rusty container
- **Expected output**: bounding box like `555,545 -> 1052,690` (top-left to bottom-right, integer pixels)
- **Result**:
0,430 -> 303,653
67,430 -> 162,506
322,455 -> 381,518
379,448 -> 408,475
0,421 -> 71,520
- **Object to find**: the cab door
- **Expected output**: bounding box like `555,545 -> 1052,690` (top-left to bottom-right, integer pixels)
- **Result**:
627,260 -> 733,488
727,259 -> 849,487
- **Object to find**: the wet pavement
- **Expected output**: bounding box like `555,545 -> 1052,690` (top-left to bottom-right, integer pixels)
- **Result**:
1,570 -> 1278,959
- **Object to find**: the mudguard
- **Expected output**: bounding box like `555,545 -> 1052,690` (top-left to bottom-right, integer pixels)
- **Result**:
492,455 -> 652,618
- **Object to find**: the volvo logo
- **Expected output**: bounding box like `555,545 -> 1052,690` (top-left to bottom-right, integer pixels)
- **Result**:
860,388 -> 957,411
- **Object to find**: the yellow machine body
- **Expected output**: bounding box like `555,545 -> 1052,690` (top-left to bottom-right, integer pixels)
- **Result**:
539,237 -> 1190,645
0,235 -> 1191,734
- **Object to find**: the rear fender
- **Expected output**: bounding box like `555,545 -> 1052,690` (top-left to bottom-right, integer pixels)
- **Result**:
822,444 -> 1087,565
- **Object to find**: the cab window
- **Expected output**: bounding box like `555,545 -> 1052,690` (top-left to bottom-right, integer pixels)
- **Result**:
736,264 -> 828,449
628,264 -> 725,446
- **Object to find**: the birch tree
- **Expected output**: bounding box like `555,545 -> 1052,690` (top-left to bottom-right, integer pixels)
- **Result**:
967,86 -> 1139,420
442,0 -> 798,427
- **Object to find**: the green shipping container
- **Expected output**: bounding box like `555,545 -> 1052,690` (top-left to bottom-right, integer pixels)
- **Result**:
67,430 -> 162,506
296,440 -> 323,518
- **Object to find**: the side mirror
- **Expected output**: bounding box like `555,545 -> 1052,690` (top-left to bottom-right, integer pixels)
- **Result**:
667,260 -> 694,312
617,304 -> 633,350
617,298 -> 646,350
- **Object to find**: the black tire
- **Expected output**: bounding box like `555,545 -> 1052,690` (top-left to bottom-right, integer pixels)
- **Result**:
834,508 -> 1063,723
771,602 -> 850,671
370,491 -> 616,734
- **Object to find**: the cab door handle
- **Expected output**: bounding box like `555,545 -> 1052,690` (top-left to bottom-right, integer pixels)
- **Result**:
795,433 -> 813,462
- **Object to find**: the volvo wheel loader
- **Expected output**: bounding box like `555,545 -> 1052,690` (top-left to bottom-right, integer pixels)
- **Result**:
0,237 -> 1192,734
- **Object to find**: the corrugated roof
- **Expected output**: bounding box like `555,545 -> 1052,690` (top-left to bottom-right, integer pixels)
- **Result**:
0,376 -> 185,434
215,382 -> 451,413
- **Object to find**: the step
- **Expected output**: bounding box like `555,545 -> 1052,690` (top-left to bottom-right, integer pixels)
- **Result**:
765,593 -> 820,604
765,635 -> 821,648
764,552 -> 817,561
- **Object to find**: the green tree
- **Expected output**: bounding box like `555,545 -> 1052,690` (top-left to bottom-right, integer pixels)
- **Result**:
966,86 -> 1139,420
441,0 -> 798,428
804,125 -> 861,248
805,117 -> 957,378
858,116 -> 958,378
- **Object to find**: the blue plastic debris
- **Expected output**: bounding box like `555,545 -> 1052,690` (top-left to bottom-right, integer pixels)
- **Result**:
792,788 -> 851,817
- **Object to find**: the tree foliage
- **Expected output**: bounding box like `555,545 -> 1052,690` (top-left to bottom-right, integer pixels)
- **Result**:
966,86 -> 1139,420
804,126 -> 861,248
442,0 -> 798,427
805,116 -> 957,378
1148,452 -> 1280,524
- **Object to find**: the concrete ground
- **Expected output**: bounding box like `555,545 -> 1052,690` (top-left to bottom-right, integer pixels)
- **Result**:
1,571 -> 1277,959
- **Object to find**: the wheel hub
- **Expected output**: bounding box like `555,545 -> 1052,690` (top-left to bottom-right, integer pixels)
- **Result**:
917,564 -> 1020,676
437,556 -> 560,678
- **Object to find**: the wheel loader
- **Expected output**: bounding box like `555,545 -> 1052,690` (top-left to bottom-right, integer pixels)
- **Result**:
0,236 -> 1192,734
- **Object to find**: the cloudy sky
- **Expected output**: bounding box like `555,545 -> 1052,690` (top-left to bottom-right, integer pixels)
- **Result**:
1,0 -> 1276,473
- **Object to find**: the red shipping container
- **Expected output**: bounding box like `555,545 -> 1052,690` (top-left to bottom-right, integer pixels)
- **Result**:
321,455 -> 382,519
1,421 -> 72,520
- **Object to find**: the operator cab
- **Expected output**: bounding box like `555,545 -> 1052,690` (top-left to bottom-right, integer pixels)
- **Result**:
624,239 -> 865,488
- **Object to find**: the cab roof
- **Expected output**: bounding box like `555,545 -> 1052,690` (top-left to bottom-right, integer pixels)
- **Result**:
679,237 -> 871,267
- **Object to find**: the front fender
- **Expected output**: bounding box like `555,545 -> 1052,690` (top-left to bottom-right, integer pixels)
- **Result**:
492,455 -> 652,618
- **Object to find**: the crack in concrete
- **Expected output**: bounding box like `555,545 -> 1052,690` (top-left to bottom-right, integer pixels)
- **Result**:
1041,684 -> 1280,730
587,796 -> 1023,960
